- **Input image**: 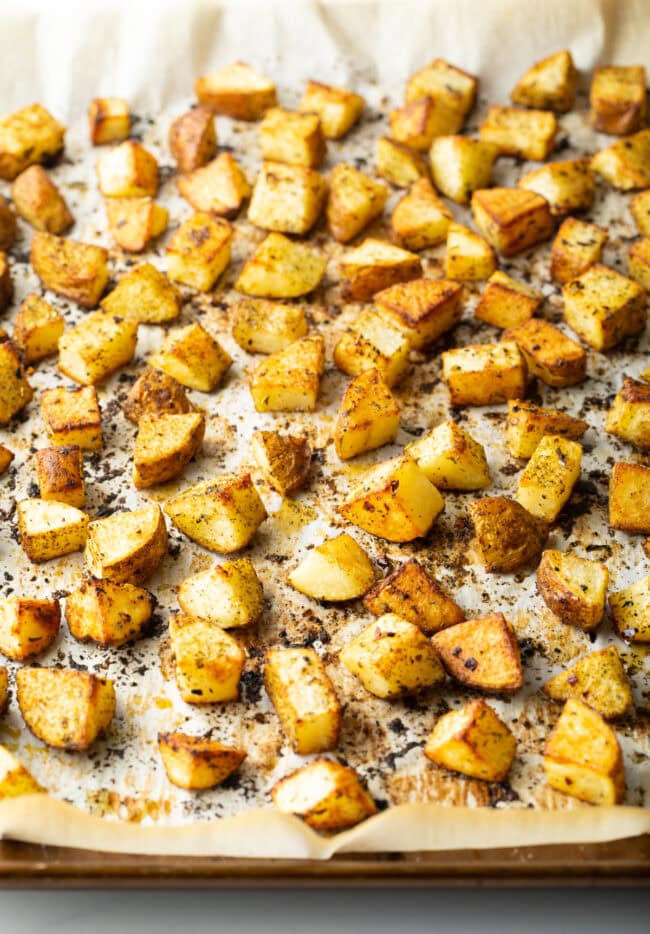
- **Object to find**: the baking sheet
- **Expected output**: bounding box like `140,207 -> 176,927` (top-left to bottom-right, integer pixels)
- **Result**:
0,0 -> 649,857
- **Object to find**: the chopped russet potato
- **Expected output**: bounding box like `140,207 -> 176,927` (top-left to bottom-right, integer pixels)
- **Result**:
272,759 -> 376,830
133,412 -> 205,488
0,104 -> 65,180
550,217 -> 608,284
515,434 -> 582,523
158,733 -> 246,790
88,97 -> 130,145
543,698 -> 625,805
429,135 -> 499,205
627,237 -> 650,290
518,159 -> 595,216
334,368 -> 400,460
178,557 -> 264,629
0,745 -> 43,798
259,107 -> 325,168
178,153 -> 251,218
432,613 -> 523,693
250,334 -> 324,412
479,105 -> 557,161
630,189 -> 650,236
265,646 -> 340,754
299,80 -> 364,139
34,445 -> 84,508
0,597 -> 60,661
166,212 -> 232,291
149,322 -> 232,392
609,462 -> 650,533
105,196 -> 168,252
375,278 -> 463,350
405,59 -> 477,132
251,430 -> 312,494
503,318 -> 586,388
471,187 -> 553,257
195,61 -> 276,120
122,368 -> 192,424
13,294 -> 64,363
474,271 -> 542,329
424,699 -> 516,782
406,420 -> 490,491
333,309 -> 410,388
0,195 -> 16,250
511,50 -> 578,112
235,232 -> 326,298
248,161 -> 326,234
506,400 -> 587,459
17,498 -> 88,563
543,646 -> 633,720
469,496 -> 546,572
340,238 -> 421,301
0,251 -> 12,311
341,613 -> 445,699
58,310 -> 138,385
326,162 -> 387,243
30,231 -> 109,307
606,377 -> 650,448
96,140 -> 158,197
590,65 -> 646,135
16,667 -> 115,751
101,263 -> 182,325
0,445 -> 14,475
11,165 -> 73,234
0,341 -> 32,425
338,454 -> 444,542
40,385 -> 102,450
562,264 -> 646,351
168,106 -> 217,173
364,559 -> 463,635
609,574 -> 650,643
165,472 -> 266,553
85,503 -> 167,583
441,341 -> 526,407
232,299 -> 308,354
66,577 -> 152,647
390,178 -> 453,251
169,613 -> 245,703
389,97 -> 438,151
537,549 -> 608,631
288,534 -> 375,602
375,136 -> 427,188
590,129 -> 650,190
444,222 -> 497,281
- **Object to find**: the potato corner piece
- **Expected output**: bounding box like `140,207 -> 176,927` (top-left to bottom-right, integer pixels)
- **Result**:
609,574 -> 650,643
41,385 -> 102,450
375,137 -> 427,188
178,153 -> 251,218
195,61 -> 276,120
519,159 -> 595,217
425,700 -> 516,782
429,136 -> 498,205
375,278 -> 463,350
543,699 -> 625,805
511,50 -> 577,112
627,237 -> 650,291
0,341 -> 33,425
34,445 -> 85,508
133,412 -> 205,489
390,178 -> 453,251
550,217 -> 607,285
0,445 -> 14,475
406,420 -> 489,491
300,80 -> 364,139
66,577 -> 152,647
504,318 -> 586,388
89,97 -> 130,145
288,534 -> 375,602
58,310 -> 138,386
164,473 -> 266,553
0,194 -> 16,250
606,377 -> 650,449
471,187 -> 553,257
96,140 -> 158,197
441,341 -> 526,407
85,503 -> 167,583
630,189 -> 650,236
166,212 -> 232,292
444,222 -> 496,281
235,233 -> 326,298
30,232 -> 109,308
470,496 -> 546,573
13,294 -> 64,363
537,549 -> 608,631
250,335 -> 324,412
260,107 -> 325,169
543,646 -> 632,720
475,271 -> 542,330
562,264 -> 646,352
591,129 -> 650,190
479,105 -> 557,161
0,745 -> 43,799
515,434 -> 582,523
149,322 -> 232,392
364,559 -> 463,635
590,65 -> 646,136
123,368 -> 192,425
326,162 -> 387,244
405,59 -> 477,132
17,498 -> 88,563
432,613 -> 523,693
506,400 -> 587,460
609,462 -> 650,534
251,430 -> 312,495
11,165 -> 73,234
389,97 -> 438,151
338,454 -> 444,543
178,557 -> 263,629
169,106 -> 217,173
264,646 -> 340,754
334,368 -> 400,460
105,196 -> 168,253
272,759 -> 376,831
169,614 -> 245,703
16,667 -> 115,750
158,733 -> 245,790
0,104 -> 65,181
101,263 -> 182,325
0,598 -> 60,661
340,238 -> 421,301
333,310 -> 410,388
248,161 -> 325,235
232,299 -> 308,355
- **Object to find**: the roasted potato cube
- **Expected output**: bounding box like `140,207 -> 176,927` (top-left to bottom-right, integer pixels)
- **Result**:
122,368 -> 192,425
149,321 -> 232,392
40,385 -> 102,450
0,250 -> 12,311
326,162 -> 387,244
550,217 -> 608,284
334,368 -> 400,460
12,294 -> 64,363
375,136 -> 427,188
265,646 -> 340,754
471,187 -> 553,257
390,177 -> 453,251
503,318 -> 586,388
248,161 -> 326,234
169,614 -> 245,703
543,698 -> 625,805
627,236 -> 650,290
0,745 -> 43,798
17,498 -> 87,563
609,574 -> 650,643
606,377 -> 650,449
375,278 -> 463,350
511,49 -> 577,112
518,159 -> 595,216
235,232 -> 326,298
96,140 -> 158,197
178,153 -> 251,218
537,549 -> 608,631
444,222 -> 497,281
0,195 -> 16,250
164,473 -> 266,553
441,341 -> 526,406
0,445 -> 14,475
0,597 -> 60,661
195,61 -> 276,120
101,263 -> 181,325
177,557 -> 263,629
609,461 -> 650,533
432,613 -> 523,693
0,341 -> 33,424
424,699 -> 516,782
272,759 -> 376,830
475,271 -> 542,329
543,646 -> 632,720
88,97 -> 130,145
406,420 -> 489,491
590,65 -> 646,135
364,558 -> 463,635
104,196 -> 168,252
389,97 -> 438,151
85,503 -> 167,583
429,136 -> 498,205
11,165 -> 73,234
259,107 -> 325,168
333,310 -> 410,388
469,496 -> 547,572
515,434 -> 582,523
479,105 -> 557,161
168,105 -> 216,173
405,59 -> 477,131
30,231 -> 109,308
34,445 -> 84,507
251,430 -> 312,495
338,454 -> 444,542
249,334 -> 324,412
231,298 -> 308,354
133,412 -> 205,488
505,400 -> 587,459
66,577 -> 152,647
563,264 -> 646,351
166,212 -> 232,292
158,732 -> 245,790
288,533 -> 375,602
300,81 -> 364,139
340,238 -> 421,301
58,310 -> 138,385
590,129 -> 650,190
0,104 -> 65,180
630,189 -> 650,235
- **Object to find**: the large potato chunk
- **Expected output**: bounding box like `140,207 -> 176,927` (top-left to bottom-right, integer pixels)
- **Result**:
169,614 -> 245,703
66,577 -> 153,647
327,162 -> 387,244
389,97 -> 438,151
88,97 -> 130,145
504,318 -> 586,388
609,574 -> 650,643
251,430 -> 312,495
511,50 -> 577,112
235,232 -> 326,298
260,108 -> 325,168
16,667 -> 115,750
34,444 -> 85,508
424,700 -> 516,782
58,311 -> 138,385
429,136 -> 498,205
0,104 -> 65,180
471,187 -> 553,257
550,217 -> 607,284
444,222 -> 496,281
30,232 -> 109,308
133,412 -> 205,489
608,462 -> 650,534
364,559 -> 464,635
101,263 -> 181,325
543,699 -> 625,805
96,140 -> 158,197
168,106 -> 216,174
536,550 -> 608,631
340,238 -> 421,301
543,646 -> 633,720
390,178 -> 453,251
519,159 -> 595,216
264,647 -> 340,754
158,732 -> 246,790
11,165 -> 73,234
0,598 -> 60,661
590,129 -> 650,190
288,534 -> 375,602
178,558 -> 264,629
469,496 -> 546,572
605,377 -> 650,449
590,65 -> 646,135
13,294 -> 65,363
232,298 -> 308,354
0,341 -> 33,425
375,137 -> 427,188
248,161 -> 326,234
85,503 -> 167,583
479,105 -> 557,161
505,400 -> 587,459
406,420 -> 489,491
563,264 -> 646,351
475,271 -> 542,329
0,746 -> 43,798
166,212 -> 232,292
195,61 -> 276,120
441,341 -> 526,407
149,322 -> 232,392
40,385 -> 102,450
122,368 -> 192,425
104,196 -> 168,252
18,499 -> 88,563
249,335 -> 324,412
375,278 -> 464,350
178,153 -> 250,218
432,613 -> 523,693
334,368 -> 400,461
515,435 -> 582,523
405,59 -> 477,132
333,309 -> 410,388
272,759 -> 376,830
299,81 -> 364,139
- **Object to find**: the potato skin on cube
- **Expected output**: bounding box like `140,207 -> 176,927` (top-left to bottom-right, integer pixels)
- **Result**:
562,264 -> 646,352
122,368 -> 192,425
441,341 -> 526,407
543,646 -> 633,720
406,420 -> 489,491
149,322 -> 232,392
608,462 -> 650,534
85,503 -> 168,584
0,341 -> 33,425
133,412 -> 205,489
432,614 -> 523,693
58,311 -> 138,386
166,213 -> 232,292
288,534 -> 375,602
272,759 -> 376,831
177,558 -> 264,629
89,97 -> 130,146
40,385 -> 102,451
168,106 -> 217,174
340,238 -> 422,302
609,574 -> 650,643
536,549 -> 608,632
66,577 -> 153,647
505,399 -> 587,460
250,335 -> 324,412
511,50 -> 577,113
34,445 -> 84,508
101,263 -> 182,325
251,431 -> 312,495
424,699 -> 516,782
195,61 -> 276,121
364,559 -> 464,635
334,368 -> 400,460
18,498 -> 88,563
30,232 -> 109,308
169,614 -> 245,704
0,598 -> 60,661
469,496 -> 546,573
158,732 -> 245,790
590,65 -> 646,136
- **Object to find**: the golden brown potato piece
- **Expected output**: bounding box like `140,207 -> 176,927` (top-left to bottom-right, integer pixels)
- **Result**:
232,298 -> 308,355
444,222 -> 497,281
179,153 -> 250,218
85,503 -> 168,583
340,238 -> 421,301
40,385 -> 103,450
0,598 -> 60,661
34,445 -> 85,508
0,445 -> 14,476
101,263 -> 182,325
605,377 -> 650,449
364,559 -> 464,635
13,294 -> 64,363
96,140 -> 158,198
133,412 -> 205,489
327,162 -> 387,244
609,574 -> 650,643
543,646 -> 633,720
609,461 -> 650,534
515,435 -> 582,523
375,278 -> 463,350
11,165 -> 72,234
30,231 -> 109,308
299,81 -> 364,139
166,212 -> 232,292
550,217 -> 608,284
0,104 -> 65,180
591,129 -> 650,190
627,237 -> 650,291
432,613 -> 523,693
168,106 -> 217,173
17,499 -> 88,563
590,65 -> 646,135
104,197 -> 168,253
169,613 -> 245,703
334,368 -> 400,461
249,334 -> 324,412
178,558 -> 264,629
479,105 -> 557,161
405,59 -> 477,132
88,97 -> 130,145
66,577 -> 153,647
424,699 -> 516,781
158,732 -> 246,790
505,399 -> 587,459
149,322 -> 232,392
251,430 -> 312,494
630,189 -> 650,235
406,420 -> 489,491
469,496 -> 546,573
475,271 -> 542,330
441,342 -> 526,407
429,136 -> 498,205
235,232 -> 326,298
0,195 -> 16,250
0,341 -> 33,425
536,550 -> 608,631
471,187 -> 553,257
248,161 -> 325,234
333,309 -> 410,388
260,107 -> 325,168
122,368 -> 192,425
0,745 -> 43,799
389,97 -> 438,151
58,311 -> 138,385
375,136 -> 427,188
391,177 -> 453,251
272,759 -> 376,830
288,534 -> 375,602
195,61 -> 277,120
518,159 -> 595,216
563,264 -> 646,352
511,50 -> 577,112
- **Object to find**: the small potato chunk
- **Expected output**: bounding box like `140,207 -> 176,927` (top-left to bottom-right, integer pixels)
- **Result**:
13,294 -> 64,363
333,310 -> 410,388
178,153 -> 251,218
406,420 -> 489,491
133,412 -> 205,488
0,195 -> 16,250
288,534 -> 375,602
11,165 -> 73,234
505,400 -> 587,459
390,178 -> 453,251
441,341 -> 526,407
429,136 -> 498,205
424,699 -> 516,782
0,598 -> 60,661
195,61 -> 276,120
389,97 -> 438,151
609,574 -> 650,643
515,435 -> 582,523
235,232 -> 326,298
543,646 -> 633,720
503,318 -> 586,388
66,577 -> 152,647
250,334 -> 324,412
41,385 -> 102,450
590,129 -> 650,190
105,197 -> 168,253
96,140 -> 158,197
58,310 -> 138,385
166,212 -> 232,292
248,161 -> 326,235
158,732 -> 245,790
264,646 -> 340,754
299,81 -> 364,139
519,159 -> 595,216
432,613 -> 523,693
0,341 -> 33,424
101,263 -> 182,325
471,187 -> 553,257
0,251 -> 12,311
164,473 -> 266,553
251,430 -> 312,495
122,368 -> 192,424
178,557 -> 263,629
444,222 -> 496,281
630,189 -> 650,236
0,445 -> 14,475
590,65 -> 646,135
340,238 -> 421,301
375,278 -> 463,350
543,698 -> 625,805
479,105 -> 557,161
475,271 -> 541,330
606,377 -> 650,449
609,462 -> 650,534
375,137 -> 427,188
537,549 -> 608,631
272,759 -> 376,830
34,445 -> 84,508
30,231 -> 109,308
16,667 -> 115,751
627,237 -> 650,291
168,106 -> 216,173
338,454 -> 444,543
0,745 -> 43,798
88,97 -> 130,145
232,299 -> 308,355
0,104 -> 65,180
405,59 -> 477,132
562,264 -> 646,352
259,107 -> 325,168
85,503 -> 167,583
149,322 -> 232,392
469,496 -> 547,573
364,559 -> 463,635
169,614 -> 245,703
550,217 -> 608,284
511,50 -> 577,113
17,499 -> 88,563
334,368 -> 400,460
327,163 -> 387,244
